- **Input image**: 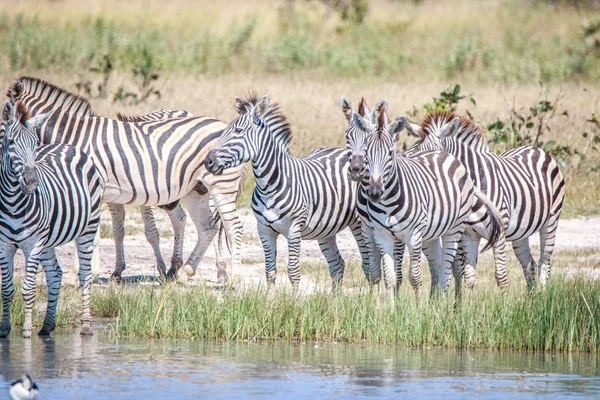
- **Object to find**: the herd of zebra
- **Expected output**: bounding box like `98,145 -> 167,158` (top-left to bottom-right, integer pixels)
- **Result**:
0,76 -> 565,339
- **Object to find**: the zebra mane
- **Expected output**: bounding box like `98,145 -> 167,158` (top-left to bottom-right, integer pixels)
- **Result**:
15,101 -> 31,124
10,76 -> 95,117
237,94 -> 293,150
421,111 -> 488,149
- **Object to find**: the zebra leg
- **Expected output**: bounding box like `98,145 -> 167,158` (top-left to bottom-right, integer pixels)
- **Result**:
163,204 -> 187,280
286,227 -> 303,295
178,190 -> 219,282
458,235 -> 480,300
394,242 -> 405,288
350,218 -> 377,285
257,223 -> 278,288
139,206 -> 168,281
422,239 -> 442,297
538,219 -> 559,288
0,244 -> 17,338
512,238 -> 536,291
452,244 -> 466,299
38,249 -> 62,336
108,203 -> 127,282
406,234 -> 424,299
22,245 -> 44,339
208,188 -> 243,285
317,236 -> 345,291
492,234 -> 508,293
439,231 -> 463,295
373,230 -> 397,305
76,233 -> 96,336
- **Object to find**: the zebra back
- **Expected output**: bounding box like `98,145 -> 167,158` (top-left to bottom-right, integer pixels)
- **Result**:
8,76 -> 95,117
116,109 -> 193,122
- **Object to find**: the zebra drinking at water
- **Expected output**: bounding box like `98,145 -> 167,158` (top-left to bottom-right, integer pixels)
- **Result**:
359,104 -> 477,301
7,77 -> 245,284
408,112 -> 565,289
205,94 -> 372,291
341,97 -> 506,297
0,100 -> 102,338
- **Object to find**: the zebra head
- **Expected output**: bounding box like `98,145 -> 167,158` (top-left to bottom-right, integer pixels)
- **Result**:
412,112 -> 460,153
340,96 -> 390,182
364,103 -> 407,203
205,95 -> 270,175
0,101 -> 50,195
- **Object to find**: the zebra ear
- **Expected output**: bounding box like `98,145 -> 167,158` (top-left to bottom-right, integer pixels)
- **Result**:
254,95 -> 269,120
27,111 -> 51,129
358,97 -> 370,118
389,116 -> 407,144
1,100 -> 14,123
234,97 -> 247,115
406,123 -> 424,138
8,80 -> 24,103
339,96 -> 353,121
440,117 -> 460,138
351,112 -> 372,133
372,99 -> 387,124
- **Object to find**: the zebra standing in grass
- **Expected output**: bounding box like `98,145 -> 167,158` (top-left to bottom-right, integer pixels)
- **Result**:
7,77 -> 245,284
0,100 -> 102,338
205,94 -> 372,290
360,104 -> 477,301
409,112 -> 565,289
341,97 -> 507,296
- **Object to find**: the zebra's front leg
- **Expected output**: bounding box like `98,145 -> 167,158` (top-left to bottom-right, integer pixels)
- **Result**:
139,205 -> 168,281
373,229 -> 397,305
286,226 -> 303,295
257,223 -> 278,289
491,232 -> 508,293
76,233 -> 96,336
394,242 -> 405,288
162,203 -> 187,280
38,249 -> 62,336
0,244 -> 17,338
350,218 -> 379,286
406,234 -> 424,299
512,238 -> 536,291
178,190 -> 219,282
22,245 -> 44,339
439,231 -> 463,295
317,236 -> 345,292
538,219 -> 559,289
209,188 -> 243,285
108,203 -> 127,282
422,239 -> 442,297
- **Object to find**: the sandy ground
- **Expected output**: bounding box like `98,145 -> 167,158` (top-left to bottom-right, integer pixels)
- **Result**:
9,208 -> 600,289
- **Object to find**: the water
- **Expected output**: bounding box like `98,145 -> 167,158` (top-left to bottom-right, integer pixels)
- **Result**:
1,325 -> 599,399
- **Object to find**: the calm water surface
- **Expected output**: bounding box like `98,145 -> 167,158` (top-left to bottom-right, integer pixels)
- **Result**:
0,324 -> 598,399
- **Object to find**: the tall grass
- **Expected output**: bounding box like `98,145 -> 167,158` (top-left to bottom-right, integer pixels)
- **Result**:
83,277 -> 600,352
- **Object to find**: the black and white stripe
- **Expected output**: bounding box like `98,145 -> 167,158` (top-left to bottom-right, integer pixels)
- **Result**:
0,101 -> 102,339
7,77 -> 245,284
411,112 -> 565,289
357,104 -> 476,301
205,94 -> 371,290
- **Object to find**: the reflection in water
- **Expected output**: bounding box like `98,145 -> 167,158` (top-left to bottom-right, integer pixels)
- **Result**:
0,325 -> 598,399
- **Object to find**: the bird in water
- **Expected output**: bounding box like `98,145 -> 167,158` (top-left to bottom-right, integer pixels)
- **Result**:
9,374 -> 40,400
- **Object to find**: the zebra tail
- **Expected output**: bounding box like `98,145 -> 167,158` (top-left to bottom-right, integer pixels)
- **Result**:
473,188 -> 504,253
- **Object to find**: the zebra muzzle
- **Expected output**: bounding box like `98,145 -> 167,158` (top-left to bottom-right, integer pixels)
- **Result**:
205,149 -> 224,175
20,166 -> 39,194
367,176 -> 383,203
348,154 -> 365,181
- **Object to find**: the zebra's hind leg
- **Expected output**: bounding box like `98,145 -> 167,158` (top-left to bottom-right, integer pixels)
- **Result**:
162,203 -> 187,280
178,190 -> 219,283
75,233 -> 96,336
139,206 -> 168,281
512,238 -> 536,291
22,245 -> 44,339
317,236 -> 345,292
38,249 -> 62,336
0,244 -> 17,338
538,218 -> 560,288
108,203 -> 127,283
439,231 -> 463,295
257,223 -> 278,289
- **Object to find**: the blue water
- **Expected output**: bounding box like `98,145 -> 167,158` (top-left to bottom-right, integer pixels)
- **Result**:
0,325 -> 598,399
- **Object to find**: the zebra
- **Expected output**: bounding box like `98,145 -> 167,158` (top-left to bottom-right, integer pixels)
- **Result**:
359,103 -> 479,301
341,97 -> 507,297
408,111 -> 565,289
204,94 -> 372,291
0,100 -> 102,338
9,374 -> 40,400
7,77 -> 245,284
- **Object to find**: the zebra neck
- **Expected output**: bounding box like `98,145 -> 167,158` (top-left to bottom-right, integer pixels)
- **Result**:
251,135 -> 292,195
449,142 -> 492,188
0,172 -> 36,212
381,159 -> 403,202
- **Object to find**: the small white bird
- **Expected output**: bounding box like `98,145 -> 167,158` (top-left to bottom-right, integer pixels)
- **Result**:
9,374 -> 40,400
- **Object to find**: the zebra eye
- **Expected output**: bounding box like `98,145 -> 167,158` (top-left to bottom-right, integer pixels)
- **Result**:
235,127 -> 243,133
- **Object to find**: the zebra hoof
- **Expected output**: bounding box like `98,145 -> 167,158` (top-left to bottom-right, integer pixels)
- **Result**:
22,330 -> 32,339
80,326 -> 94,336
38,325 -> 54,336
217,269 -> 229,285
110,273 -> 122,285
0,328 -> 10,338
